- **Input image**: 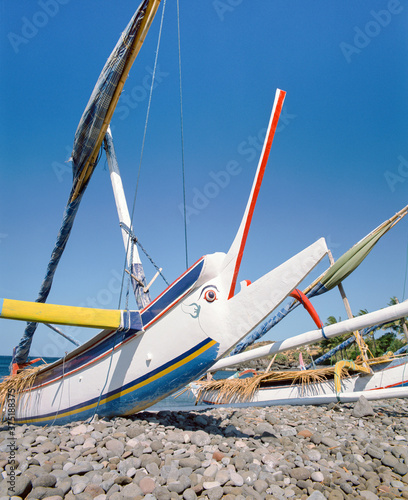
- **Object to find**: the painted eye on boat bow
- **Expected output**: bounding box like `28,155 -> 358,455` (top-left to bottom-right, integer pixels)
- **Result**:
204,289 -> 217,302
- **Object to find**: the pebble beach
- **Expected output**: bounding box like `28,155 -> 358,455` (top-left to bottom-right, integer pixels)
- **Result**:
1,397 -> 408,500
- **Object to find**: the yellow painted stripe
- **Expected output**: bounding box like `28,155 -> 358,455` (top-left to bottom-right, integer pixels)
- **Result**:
17,340 -> 217,424
1,298 -> 121,330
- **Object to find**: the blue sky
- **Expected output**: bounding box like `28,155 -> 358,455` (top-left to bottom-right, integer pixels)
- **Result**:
1,1 -> 407,358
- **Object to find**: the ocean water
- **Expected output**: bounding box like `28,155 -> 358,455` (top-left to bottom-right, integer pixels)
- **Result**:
0,355 -> 231,411
0,355 -> 59,380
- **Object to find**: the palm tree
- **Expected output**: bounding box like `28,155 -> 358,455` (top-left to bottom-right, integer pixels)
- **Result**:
320,316 -> 354,362
326,315 -> 341,325
356,308 -> 378,354
383,297 -> 408,344
319,297 -> 408,362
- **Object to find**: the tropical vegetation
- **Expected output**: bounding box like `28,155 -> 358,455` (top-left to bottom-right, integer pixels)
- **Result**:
311,297 -> 407,365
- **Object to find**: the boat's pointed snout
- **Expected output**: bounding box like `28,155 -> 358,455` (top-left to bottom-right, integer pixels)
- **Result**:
187,239 -> 327,358
226,237 -> 328,333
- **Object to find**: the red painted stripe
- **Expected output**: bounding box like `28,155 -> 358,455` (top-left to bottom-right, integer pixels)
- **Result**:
367,380 -> 408,390
228,90 -> 286,299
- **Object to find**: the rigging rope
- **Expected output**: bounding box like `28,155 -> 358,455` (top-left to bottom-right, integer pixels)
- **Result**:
177,0 -> 189,269
119,222 -> 170,287
135,238 -> 170,286
132,0 -> 167,208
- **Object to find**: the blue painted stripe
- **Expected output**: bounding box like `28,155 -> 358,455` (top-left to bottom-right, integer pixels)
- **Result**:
31,258 -> 205,389
388,381 -> 408,388
33,328 -> 132,388
141,258 -> 204,327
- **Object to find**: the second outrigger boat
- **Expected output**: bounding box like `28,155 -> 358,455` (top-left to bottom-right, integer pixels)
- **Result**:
189,205 -> 408,408
190,302 -> 408,408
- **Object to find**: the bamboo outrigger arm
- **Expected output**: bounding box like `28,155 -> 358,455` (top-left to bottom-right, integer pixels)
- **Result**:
211,300 -> 408,372
0,298 -> 143,333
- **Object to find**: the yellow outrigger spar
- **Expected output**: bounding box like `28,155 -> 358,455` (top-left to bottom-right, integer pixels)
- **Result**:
0,298 -> 133,331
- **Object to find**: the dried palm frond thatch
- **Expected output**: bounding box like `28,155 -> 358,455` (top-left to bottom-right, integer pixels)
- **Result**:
195,364 -> 362,404
0,364 -> 45,421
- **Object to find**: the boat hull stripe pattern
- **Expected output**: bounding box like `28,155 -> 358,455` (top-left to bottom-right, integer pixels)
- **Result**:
140,258 -> 205,327
30,258 -> 205,389
16,337 -> 219,425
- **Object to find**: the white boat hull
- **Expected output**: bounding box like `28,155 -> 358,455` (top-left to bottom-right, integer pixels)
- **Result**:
12,237 -> 327,425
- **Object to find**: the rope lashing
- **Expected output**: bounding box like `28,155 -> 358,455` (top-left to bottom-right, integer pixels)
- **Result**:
119,222 -> 169,286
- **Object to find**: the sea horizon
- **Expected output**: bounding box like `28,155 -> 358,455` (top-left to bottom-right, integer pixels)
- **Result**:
0,355 -> 232,411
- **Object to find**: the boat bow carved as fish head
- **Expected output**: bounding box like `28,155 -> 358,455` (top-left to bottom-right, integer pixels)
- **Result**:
179,238 -> 328,358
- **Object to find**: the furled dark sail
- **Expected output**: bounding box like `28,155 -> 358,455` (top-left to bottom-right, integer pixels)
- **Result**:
14,0 -> 161,365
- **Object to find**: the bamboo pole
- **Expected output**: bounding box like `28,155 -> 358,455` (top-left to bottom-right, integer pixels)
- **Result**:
265,353 -> 277,373
209,301 -> 408,372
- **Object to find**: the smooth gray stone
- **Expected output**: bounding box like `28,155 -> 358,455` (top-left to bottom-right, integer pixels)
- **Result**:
190,431 -> 211,447
32,474 -> 57,488
9,475 -> 32,498
306,492 -> 326,500
67,463 -> 94,476
393,461 -> 408,476
352,395 -> 375,418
